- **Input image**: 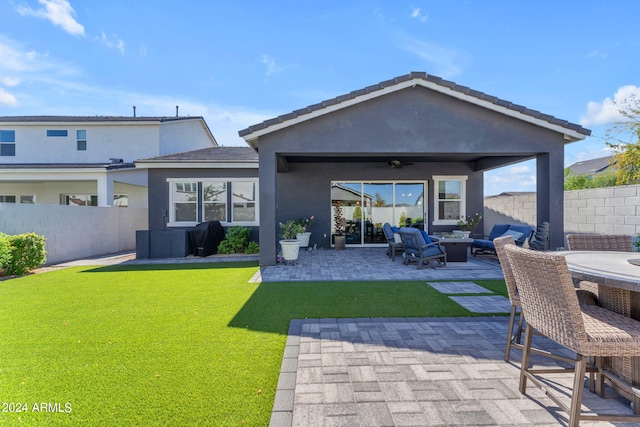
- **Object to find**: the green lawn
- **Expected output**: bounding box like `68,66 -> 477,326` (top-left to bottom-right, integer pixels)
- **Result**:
0,263 -> 506,426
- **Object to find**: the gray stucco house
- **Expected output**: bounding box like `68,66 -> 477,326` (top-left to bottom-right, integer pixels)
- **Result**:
135,72 -> 590,265
238,72 -> 590,266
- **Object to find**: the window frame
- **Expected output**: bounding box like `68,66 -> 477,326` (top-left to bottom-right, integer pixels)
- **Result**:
46,129 -> 68,137
432,175 -> 468,225
167,178 -> 259,227
77,130 -> 87,151
0,130 -> 15,156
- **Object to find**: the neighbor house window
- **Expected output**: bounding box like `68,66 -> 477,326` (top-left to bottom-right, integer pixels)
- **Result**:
433,176 -> 467,224
20,195 -> 35,204
60,194 -> 126,207
0,130 -> 16,156
167,179 -> 258,226
47,130 -> 68,137
77,130 -> 87,151
0,195 -> 16,203
61,194 -> 98,206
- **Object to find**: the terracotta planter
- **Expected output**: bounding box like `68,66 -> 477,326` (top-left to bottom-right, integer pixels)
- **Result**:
280,239 -> 301,261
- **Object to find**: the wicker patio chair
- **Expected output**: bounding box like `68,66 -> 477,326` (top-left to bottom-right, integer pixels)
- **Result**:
495,236 -> 597,363
505,244 -> 640,427
566,233 -> 635,390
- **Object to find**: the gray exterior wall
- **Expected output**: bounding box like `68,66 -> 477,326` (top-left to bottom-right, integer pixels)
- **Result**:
255,86 -> 568,265
146,168 -> 259,239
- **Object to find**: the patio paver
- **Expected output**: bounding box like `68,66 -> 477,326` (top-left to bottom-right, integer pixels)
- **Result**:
271,317 -> 636,427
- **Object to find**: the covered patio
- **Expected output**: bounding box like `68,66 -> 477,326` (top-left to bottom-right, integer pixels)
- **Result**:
239,72 -> 591,267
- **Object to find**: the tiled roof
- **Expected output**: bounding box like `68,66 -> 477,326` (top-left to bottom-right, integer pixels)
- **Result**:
566,155 -> 615,175
136,146 -> 258,163
238,71 -> 591,140
0,115 -> 203,123
0,163 -> 136,170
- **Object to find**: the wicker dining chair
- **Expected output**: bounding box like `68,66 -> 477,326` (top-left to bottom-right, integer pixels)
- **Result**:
495,236 -> 597,363
566,233 -> 635,393
505,244 -> 640,427
566,234 -> 633,311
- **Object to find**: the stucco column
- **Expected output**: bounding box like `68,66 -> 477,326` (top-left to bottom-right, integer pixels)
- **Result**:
536,151 -> 564,249
259,150 -> 278,266
96,173 -> 114,207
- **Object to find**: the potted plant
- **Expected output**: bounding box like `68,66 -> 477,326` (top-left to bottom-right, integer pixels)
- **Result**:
333,201 -> 347,250
295,215 -> 315,248
454,213 -> 483,238
279,220 -> 304,262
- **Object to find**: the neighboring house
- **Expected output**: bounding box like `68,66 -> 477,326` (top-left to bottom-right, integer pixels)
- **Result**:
0,116 -> 217,208
566,155 -> 616,177
239,72 -> 591,265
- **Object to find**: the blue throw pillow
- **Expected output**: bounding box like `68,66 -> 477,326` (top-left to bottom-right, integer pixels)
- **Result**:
420,230 -> 432,244
500,229 -> 524,241
391,226 -> 400,233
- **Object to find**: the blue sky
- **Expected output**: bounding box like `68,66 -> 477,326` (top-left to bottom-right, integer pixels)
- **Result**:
1,1 -> 639,196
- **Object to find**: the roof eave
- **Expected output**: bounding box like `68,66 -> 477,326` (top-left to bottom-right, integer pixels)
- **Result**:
239,75 -> 591,145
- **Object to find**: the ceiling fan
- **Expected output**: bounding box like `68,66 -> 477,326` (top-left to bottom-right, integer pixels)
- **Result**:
386,159 -> 414,168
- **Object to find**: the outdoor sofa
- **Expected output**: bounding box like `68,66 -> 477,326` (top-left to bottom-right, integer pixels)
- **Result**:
471,223 -> 534,256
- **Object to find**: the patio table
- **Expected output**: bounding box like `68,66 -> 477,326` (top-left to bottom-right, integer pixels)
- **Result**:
431,235 -> 474,262
558,250 -> 640,413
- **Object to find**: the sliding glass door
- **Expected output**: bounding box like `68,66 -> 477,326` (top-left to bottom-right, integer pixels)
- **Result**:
331,181 -> 426,246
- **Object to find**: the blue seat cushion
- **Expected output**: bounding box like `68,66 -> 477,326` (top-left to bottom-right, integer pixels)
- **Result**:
487,224 -> 510,240
420,230 -> 432,244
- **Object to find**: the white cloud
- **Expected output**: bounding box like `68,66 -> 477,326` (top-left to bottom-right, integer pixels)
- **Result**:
587,50 -> 606,59
17,0 -> 85,36
0,88 -> 19,107
2,76 -> 21,86
484,160 -> 537,196
261,54 -> 283,78
401,36 -> 465,78
580,85 -> 640,126
139,43 -> 148,57
411,7 -> 428,22
96,32 -> 125,54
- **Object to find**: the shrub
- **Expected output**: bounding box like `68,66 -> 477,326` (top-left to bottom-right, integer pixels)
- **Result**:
245,241 -> 259,254
5,232 -> 47,276
217,227 -> 258,254
0,233 -> 10,273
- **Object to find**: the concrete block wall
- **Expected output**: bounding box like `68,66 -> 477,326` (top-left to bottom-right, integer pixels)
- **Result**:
484,184 -> 640,239
0,204 -> 148,264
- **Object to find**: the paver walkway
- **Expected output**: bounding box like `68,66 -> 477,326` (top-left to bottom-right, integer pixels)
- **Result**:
271,317 -> 635,427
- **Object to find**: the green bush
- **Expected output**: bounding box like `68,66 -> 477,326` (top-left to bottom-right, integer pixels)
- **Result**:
217,227 -> 259,254
4,232 -> 47,276
245,241 -> 260,254
0,233 -> 10,272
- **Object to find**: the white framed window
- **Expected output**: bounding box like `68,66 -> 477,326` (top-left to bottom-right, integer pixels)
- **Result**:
167,178 -> 259,227
60,194 -> 127,207
169,182 -> 198,224
231,181 -> 257,222
0,195 -> 16,203
20,195 -> 35,204
433,175 -> 468,225
202,181 -> 227,222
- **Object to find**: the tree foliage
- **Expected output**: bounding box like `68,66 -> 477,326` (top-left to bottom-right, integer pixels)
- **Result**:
563,169 -> 618,190
606,94 -> 640,185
